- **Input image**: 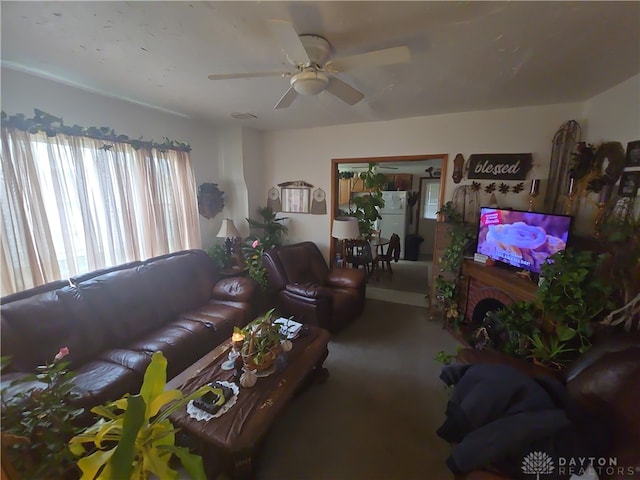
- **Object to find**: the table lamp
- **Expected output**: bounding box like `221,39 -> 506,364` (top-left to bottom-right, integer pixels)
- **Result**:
331,217 -> 360,267
216,218 -> 241,256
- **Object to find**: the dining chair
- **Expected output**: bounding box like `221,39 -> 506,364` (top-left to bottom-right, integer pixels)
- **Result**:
345,239 -> 375,275
376,233 -> 401,277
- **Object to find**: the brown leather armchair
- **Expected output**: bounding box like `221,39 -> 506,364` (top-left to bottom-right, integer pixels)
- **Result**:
263,242 -> 367,332
449,333 -> 640,480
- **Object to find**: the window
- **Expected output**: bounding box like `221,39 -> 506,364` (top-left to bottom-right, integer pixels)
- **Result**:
421,179 -> 440,219
1,128 -> 201,295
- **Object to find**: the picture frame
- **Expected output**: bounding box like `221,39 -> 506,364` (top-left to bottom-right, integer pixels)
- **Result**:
625,140 -> 640,168
281,186 -> 311,213
618,171 -> 639,198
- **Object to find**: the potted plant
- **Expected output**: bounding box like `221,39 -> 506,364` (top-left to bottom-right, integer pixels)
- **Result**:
69,352 -> 214,480
206,244 -> 234,270
246,206 -> 288,249
349,163 -> 387,236
1,347 -> 84,480
241,309 -> 286,373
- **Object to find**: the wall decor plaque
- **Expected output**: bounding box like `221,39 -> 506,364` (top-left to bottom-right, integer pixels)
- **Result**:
467,153 -> 532,181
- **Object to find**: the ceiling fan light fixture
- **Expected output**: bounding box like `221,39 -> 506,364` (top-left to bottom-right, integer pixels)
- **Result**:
291,71 -> 329,96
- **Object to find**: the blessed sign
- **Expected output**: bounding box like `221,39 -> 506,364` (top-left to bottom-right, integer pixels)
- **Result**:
467,153 -> 532,180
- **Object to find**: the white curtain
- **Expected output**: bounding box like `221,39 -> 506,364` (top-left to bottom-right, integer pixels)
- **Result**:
0,128 -> 201,295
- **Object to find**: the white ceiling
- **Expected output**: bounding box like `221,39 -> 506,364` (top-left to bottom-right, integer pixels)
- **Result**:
2,1 -> 639,132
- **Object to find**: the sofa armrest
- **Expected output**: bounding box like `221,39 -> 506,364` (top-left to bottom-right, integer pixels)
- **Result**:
325,268 -> 366,289
455,348 -> 562,382
212,276 -> 259,302
285,283 -> 333,299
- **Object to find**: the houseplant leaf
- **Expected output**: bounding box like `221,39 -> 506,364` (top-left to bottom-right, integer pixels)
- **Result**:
110,394 -> 146,480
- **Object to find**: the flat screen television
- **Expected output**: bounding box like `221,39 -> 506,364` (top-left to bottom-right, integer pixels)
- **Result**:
476,207 -> 573,274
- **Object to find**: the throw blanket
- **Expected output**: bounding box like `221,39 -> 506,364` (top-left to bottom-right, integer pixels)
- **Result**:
437,364 -> 608,479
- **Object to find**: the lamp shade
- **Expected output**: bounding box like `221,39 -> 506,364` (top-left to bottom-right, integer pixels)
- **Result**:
331,217 -> 359,240
216,218 -> 241,239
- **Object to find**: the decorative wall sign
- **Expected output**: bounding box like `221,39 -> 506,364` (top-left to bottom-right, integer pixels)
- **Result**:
452,153 -> 464,183
619,172 -> 639,198
197,183 -> 225,219
625,140 -> 640,167
267,187 -> 281,212
467,153 -> 532,180
278,180 -> 313,213
311,188 -> 327,214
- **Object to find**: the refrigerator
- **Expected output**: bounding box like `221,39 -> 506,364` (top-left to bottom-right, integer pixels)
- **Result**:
378,191 -> 409,259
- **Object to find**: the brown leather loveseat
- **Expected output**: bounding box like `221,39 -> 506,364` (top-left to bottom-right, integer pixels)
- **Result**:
448,333 -> 640,480
263,241 -> 366,332
1,249 -> 259,408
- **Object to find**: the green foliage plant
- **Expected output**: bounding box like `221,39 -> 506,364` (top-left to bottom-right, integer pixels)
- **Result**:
1,347 -> 84,480
349,163 -> 387,235
537,249 -> 614,354
436,201 -> 477,274
206,244 -> 234,270
243,239 -> 268,290
479,302 -> 541,357
241,308 -> 286,369
246,206 -> 288,249
69,352 -> 214,480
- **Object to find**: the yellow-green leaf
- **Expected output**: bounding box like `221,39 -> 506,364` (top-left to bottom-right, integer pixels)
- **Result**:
143,444 -> 179,480
110,395 -> 146,480
95,418 -> 123,448
77,447 -> 115,480
148,389 -> 182,418
140,352 -> 168,418
172,445 -> 207,480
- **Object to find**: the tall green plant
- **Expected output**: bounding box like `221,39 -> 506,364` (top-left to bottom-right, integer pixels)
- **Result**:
246,206 -> 288,249
70,352 -> 214,480
349,163 -> 387,235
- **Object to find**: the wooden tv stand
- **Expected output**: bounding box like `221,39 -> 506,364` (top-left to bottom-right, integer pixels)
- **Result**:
460,260 -> 538,324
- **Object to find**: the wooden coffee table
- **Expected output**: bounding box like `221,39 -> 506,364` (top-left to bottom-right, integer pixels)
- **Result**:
167,324 -> 330,478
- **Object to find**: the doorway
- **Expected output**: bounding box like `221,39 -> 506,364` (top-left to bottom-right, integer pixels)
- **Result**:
330,154 -> 448,301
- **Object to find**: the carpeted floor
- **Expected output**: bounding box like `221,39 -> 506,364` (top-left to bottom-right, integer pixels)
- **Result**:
256,299 -> 460,480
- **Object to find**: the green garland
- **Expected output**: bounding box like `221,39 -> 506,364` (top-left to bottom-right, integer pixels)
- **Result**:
1,109 -> 191,152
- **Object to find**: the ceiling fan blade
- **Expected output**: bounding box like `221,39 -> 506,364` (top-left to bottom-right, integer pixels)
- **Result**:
267,19 -> 311,66
274,86 -> 299,109
208,71 -> 289,80
328,46 -> 410,72
326,76 -> 364,106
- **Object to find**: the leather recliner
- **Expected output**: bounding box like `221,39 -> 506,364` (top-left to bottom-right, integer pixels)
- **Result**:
449,333 -> 640,480
263,242 -> 367,332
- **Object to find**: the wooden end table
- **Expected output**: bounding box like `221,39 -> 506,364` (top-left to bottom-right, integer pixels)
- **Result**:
167,324 -> 330,478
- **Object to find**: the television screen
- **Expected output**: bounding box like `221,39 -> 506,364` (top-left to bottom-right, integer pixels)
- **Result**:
476,208 -> 572,273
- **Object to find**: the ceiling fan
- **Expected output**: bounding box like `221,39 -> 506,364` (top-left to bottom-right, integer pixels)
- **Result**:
207,20 -> 410,109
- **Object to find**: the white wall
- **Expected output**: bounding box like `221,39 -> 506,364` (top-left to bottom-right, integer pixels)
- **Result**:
264,102 -> 583,259
1,67 -> 224,246
576,74 -> 640,234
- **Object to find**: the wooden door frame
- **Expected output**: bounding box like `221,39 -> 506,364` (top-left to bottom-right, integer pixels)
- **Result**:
330,154 -> 448,262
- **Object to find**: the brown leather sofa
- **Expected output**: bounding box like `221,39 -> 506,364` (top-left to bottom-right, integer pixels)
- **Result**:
450,333 -> 640,480
263,241 -> 366,332
1,249 -> 259,408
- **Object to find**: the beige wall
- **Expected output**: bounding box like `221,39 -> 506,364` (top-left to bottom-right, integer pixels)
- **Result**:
4,67 -> 637,261
264,102 -> 583,259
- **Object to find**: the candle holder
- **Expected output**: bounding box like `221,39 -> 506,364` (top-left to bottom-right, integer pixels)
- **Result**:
528,179 -> 540,212
222,329 -> 245,370
564,193 -> 576,215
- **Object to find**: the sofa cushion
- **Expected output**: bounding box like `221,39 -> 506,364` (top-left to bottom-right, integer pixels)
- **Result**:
137,250 -> 218,320
72,360 -> 142,408
1,285 -> 101,371
74,267 -> 160,346
127,309 -> 235,379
